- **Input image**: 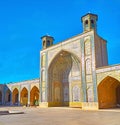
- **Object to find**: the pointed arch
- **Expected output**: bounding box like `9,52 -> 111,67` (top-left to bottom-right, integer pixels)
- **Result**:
84,39 -> 91,56
48,49 -> 80,69
12,88 -> 19,105
85,58 -> 92,74
72,85 -> 80,102
30,86 -> 39,106
98,76 -> 120,109
48,50 -> 81,107
0,91 -> 2,105
20,87 -> 28,106
5,89 -> 11,105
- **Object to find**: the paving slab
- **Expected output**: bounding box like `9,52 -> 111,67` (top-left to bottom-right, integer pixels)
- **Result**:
0,107 -> 120,125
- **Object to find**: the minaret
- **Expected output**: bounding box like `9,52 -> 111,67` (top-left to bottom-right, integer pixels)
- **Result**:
41,35 -> 54,49
81,13 -> 98,32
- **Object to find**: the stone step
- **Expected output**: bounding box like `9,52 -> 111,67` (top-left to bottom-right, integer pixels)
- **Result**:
0,110 -> 24,115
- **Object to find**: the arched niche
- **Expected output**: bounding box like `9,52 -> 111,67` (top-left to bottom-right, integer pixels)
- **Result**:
98,76 -> 120,109
48,50 -> 81,106
30,86 -> 39,106
20,87 -> 28,106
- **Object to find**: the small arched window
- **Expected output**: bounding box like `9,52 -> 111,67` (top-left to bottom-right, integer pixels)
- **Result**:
43,40 -> 46,46
91,20 -> 94,28
91,20 -> 94,24
84,20 -> 88,30
85,20 -> 88,25
47,40 -> 50,46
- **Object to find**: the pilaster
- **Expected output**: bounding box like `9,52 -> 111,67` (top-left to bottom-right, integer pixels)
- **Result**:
10,92 -> 13,105
91,34 -> 98,102
18,86 -> 21,106
81,38 -> 87,102
27,85 -> 30,106
39,51 -> 49,107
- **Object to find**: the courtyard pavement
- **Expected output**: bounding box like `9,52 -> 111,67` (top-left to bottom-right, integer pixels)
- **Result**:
0,106 -> 120,125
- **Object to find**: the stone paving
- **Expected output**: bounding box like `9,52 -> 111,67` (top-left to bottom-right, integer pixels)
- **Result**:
0,107 -> 120,125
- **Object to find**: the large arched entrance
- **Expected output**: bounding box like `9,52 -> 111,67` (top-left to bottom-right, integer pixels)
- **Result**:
48,50 -> 81,107
5,89 -> 11,105
20,87 -> 28,106
0,91 -> 2,105
98,76 -> 120,109
12,88 -> 19,105
30,86 -> 39,106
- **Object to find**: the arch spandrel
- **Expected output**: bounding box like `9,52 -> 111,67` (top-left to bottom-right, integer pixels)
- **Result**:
48,49 -> 81,69
97,70 -> 120,86
47,42 -> 81,67
30,84 -> 39,91
47,47 -> 61,66
11,86 -> 20,92
21,85 -> 29,91
5,85 -> 12,92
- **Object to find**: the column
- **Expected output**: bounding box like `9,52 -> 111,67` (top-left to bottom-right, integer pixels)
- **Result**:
91,35 -> 98,102
10,92 -> 13,106
27,85 -> 30,106
2,86 -> 5,105
18,88 -> 21,106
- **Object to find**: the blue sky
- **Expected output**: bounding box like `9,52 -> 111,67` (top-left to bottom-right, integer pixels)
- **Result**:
0,0 -> 120,84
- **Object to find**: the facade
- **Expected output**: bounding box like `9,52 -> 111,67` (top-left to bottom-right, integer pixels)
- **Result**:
0,13 -> 120,110
0,79 -> 40,106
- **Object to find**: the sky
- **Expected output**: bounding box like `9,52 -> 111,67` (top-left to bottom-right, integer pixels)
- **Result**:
0,0 -> 120,84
